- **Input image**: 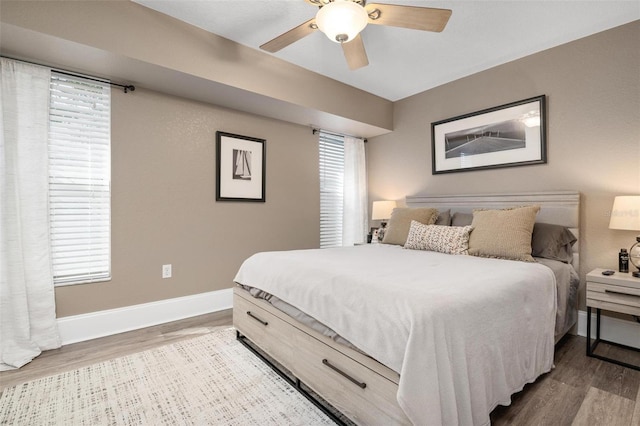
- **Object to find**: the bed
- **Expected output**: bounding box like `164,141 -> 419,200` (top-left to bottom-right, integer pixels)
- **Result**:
232,191 -> 580,425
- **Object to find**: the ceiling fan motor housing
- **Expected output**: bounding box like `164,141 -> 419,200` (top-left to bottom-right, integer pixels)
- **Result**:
315,0 -> 368,43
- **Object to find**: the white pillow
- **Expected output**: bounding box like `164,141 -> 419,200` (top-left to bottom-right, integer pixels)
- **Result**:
404,221 -> 473,255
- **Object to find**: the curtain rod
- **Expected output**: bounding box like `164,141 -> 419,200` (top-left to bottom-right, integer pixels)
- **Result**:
1,56 -> 135,93
312,128 -> 367,143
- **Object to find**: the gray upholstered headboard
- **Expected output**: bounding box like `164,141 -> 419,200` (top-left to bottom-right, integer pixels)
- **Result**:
405,191 -> 581,271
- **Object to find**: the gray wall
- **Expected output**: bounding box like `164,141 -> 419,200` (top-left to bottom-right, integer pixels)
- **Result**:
55,88 -> 320,316
367,21 -> 640,309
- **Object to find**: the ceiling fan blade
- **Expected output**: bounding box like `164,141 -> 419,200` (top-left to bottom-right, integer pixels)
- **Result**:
365,3 -> 452,32
260,18 -> 317,53
341,34 -> 369,70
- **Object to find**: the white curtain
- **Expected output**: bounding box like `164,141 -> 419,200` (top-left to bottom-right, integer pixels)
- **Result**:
342,136 -> 368,245
0,58 -> 61,371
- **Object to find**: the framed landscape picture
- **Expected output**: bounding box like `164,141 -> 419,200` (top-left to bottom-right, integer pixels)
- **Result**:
431,95 -> 546,174
216,131 -> 266,202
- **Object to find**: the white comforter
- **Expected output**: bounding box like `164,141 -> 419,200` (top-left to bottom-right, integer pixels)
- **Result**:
234,244 -> 557,426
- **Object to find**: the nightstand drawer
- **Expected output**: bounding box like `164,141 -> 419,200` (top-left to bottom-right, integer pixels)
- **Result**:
587,282 -> 640,315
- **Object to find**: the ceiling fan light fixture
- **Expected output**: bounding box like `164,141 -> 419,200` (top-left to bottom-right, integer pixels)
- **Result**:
315,0 -> 368,43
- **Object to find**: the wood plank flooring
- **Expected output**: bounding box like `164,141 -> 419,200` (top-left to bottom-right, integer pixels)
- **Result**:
0,310 -> 233,391
1,311 -> 639,425
490,335 -> 640,425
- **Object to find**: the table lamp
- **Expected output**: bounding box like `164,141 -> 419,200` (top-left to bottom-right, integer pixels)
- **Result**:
372,200 -> 396,241
609,196 -> 640,278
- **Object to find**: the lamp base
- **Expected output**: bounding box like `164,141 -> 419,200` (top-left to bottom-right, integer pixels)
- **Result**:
377,222 -> 387,242
630,236 -> 640,278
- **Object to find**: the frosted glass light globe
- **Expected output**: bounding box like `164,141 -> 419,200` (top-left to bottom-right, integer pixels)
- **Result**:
316,0 -> 368,43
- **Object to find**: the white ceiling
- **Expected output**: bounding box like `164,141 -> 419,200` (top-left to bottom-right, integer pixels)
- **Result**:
134,1 -> 638,102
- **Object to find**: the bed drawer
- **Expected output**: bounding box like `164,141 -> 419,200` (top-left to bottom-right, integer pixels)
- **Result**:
233,290 -> 409,425
233,292 -> 298,370
289,320 -> 409,425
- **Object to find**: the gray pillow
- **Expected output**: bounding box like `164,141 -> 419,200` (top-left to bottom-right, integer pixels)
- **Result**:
435,209 -> 451,226
531,222 -> 577,263
451,212 -> 473,227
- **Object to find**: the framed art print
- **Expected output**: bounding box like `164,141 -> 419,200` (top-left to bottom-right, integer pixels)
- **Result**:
431,95 -> 546,174
216,131 -> 266,202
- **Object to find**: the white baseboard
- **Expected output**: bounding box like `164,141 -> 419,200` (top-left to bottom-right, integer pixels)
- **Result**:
56,302 -> 639,349
56,288 -> 233,346
576,309 -> 640,349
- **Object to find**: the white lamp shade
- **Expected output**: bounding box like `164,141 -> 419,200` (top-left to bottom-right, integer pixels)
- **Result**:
609,196 -> 640,230
372,200 -> 396,221
315,0 -> 368,43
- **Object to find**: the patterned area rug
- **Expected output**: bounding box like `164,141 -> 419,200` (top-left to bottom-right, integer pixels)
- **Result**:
0,328 -> 334,425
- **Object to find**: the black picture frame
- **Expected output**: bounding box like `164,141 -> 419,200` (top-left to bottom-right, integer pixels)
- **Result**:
431,95 -> 547,174
369,227 -> 379,243
216,131 -> 266,202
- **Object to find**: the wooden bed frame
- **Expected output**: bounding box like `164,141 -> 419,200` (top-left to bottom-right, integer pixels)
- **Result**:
233,191 -> 580,425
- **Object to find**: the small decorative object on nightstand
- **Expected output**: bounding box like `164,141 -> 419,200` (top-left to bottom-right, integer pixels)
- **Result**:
585,268 -> 640,370
371,200 -> 396,242
609,195 -> 640,277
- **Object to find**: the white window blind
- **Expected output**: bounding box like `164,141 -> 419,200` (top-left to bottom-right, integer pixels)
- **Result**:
319,131 -> 344,248
49,72 -> 111,285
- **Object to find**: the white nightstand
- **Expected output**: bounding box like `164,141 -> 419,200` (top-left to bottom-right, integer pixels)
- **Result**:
586,268 -> 640,370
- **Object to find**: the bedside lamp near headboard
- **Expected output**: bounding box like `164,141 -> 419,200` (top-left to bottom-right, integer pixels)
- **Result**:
609,196 -> 640,278
372,200 -> 396,242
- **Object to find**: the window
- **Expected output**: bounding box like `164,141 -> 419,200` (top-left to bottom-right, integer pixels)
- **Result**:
319,131 -> 344,248
48,73 -> 111,285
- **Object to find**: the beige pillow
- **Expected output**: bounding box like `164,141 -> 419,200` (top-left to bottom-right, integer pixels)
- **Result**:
404,221 -> 473,255
382,207 -> 438,245
468,205 -> 540,262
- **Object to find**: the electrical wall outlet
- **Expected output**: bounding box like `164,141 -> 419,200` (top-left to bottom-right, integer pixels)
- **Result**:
162,264 -> 172,279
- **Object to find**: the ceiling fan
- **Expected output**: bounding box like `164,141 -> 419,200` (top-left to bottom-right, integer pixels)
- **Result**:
260,0 -> 452,70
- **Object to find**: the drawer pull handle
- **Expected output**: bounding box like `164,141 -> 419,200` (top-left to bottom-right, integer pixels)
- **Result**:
322,359 -> 367,389
246,311 -> 268,326
604,289 -> 639,298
